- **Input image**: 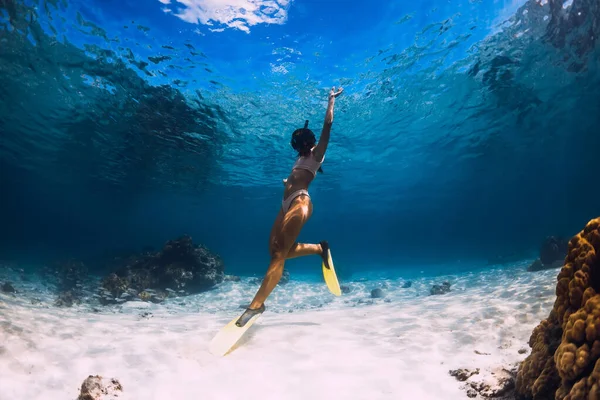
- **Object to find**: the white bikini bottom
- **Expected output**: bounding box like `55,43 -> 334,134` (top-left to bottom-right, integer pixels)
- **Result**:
281,189 -> 309,213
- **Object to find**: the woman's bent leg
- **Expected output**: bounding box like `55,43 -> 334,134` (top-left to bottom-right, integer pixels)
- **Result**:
286,242 -> 322,259
248,196 -> 313,309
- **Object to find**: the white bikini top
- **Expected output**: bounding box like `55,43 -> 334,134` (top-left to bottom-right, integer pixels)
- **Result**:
282,152 -> 324,185
292,152 -> 324,177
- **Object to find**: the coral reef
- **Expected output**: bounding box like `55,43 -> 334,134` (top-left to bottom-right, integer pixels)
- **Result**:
516,217 -> 600,399
98,235 -> 224,304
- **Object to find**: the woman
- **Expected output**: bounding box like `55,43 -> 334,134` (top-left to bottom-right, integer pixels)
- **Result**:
236,86 -> 344,327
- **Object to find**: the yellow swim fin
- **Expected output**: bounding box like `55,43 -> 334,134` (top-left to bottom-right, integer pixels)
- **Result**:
209,306 -> 264,357
321,241 -> 341,296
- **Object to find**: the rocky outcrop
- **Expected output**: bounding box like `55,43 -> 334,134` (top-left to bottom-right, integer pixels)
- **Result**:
516,217 -> 600,399
540,236 -> 569,266
527,236 -> 569,272
98,235 -> 224,304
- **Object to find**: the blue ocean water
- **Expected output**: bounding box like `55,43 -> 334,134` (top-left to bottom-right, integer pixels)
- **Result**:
1,0 -> 599,281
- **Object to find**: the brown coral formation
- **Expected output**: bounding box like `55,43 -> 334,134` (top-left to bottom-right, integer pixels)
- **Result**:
98,235 -> 224,305
516,217 -> 600,399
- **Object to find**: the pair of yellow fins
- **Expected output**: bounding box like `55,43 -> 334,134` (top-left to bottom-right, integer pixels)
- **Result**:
208,242 -> 341,357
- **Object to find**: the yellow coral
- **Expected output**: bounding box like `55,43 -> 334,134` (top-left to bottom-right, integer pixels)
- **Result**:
516,217 -> 600,400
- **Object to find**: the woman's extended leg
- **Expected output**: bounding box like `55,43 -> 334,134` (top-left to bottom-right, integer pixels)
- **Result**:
247,196 -> 313,310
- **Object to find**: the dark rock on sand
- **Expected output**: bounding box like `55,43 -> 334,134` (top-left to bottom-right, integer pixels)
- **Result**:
452,364 -> 517,399
526,258 -> 563,272
99,235 -> 224,304
526,258 -> 543,272
449,368 -> 480,382
539,236 -> 568,265
402,281 -> 412,288
371,288 -> 385,298
1,282 -> 16,293
527,235 -> 569,272
430,281 -> 451,295
340,285 -> 352,294
469,370 -> 515,398
78,375 -> 123,400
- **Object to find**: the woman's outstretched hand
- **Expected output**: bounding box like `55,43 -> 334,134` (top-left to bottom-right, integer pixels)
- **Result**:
329,87 -> 343,99
321,86 -> 343,128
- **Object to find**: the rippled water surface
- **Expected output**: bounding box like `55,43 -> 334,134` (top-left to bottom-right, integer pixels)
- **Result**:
1,0 -> 599,268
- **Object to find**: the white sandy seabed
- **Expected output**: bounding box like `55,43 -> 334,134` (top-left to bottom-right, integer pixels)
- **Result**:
0,261 -> 558,400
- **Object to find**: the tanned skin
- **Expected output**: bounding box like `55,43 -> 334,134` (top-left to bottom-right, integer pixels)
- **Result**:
246,87 -> 344,311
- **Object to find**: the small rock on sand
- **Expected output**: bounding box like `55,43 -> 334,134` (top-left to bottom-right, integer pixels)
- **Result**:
451,364 -> 517,399
430,281 -> 451,295
78,375 -> 123,400
449,368 -> 480,382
